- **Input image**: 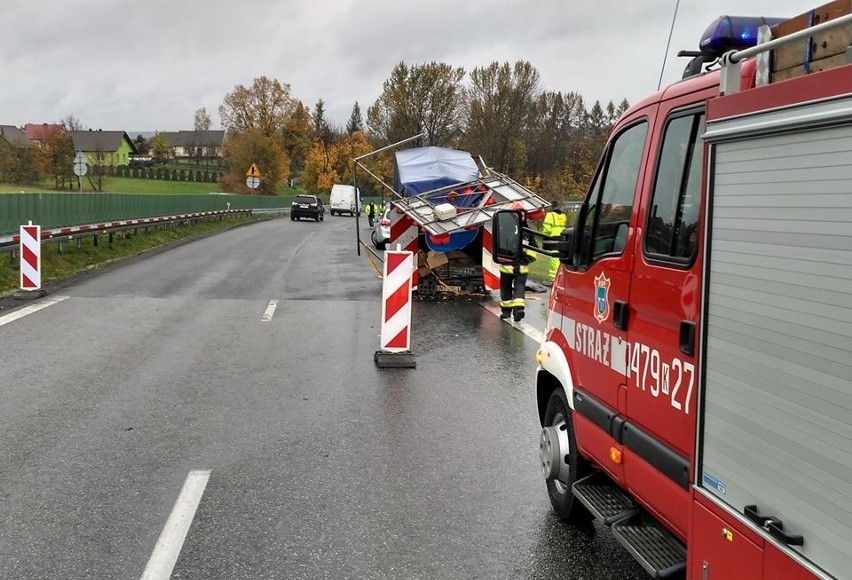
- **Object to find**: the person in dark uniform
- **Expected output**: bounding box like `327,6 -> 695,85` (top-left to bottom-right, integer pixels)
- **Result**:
498,217 -> 537,322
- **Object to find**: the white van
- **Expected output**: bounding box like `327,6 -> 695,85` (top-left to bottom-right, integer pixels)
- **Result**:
328,184 -> 361,216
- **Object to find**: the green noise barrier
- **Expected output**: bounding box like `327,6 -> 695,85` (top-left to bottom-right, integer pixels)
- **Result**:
0,193 -> 292,235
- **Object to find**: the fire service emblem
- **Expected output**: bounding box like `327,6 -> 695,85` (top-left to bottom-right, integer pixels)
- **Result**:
594,272 -> 611,323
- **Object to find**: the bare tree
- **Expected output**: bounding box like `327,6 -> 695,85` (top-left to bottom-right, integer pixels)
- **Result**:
61,114 -> 85,131
367,61 -> 466,147
464,60 -> 540,174
194,107 -> 212,132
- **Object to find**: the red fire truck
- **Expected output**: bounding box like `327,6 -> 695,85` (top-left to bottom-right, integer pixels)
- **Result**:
493,4 -> 852,579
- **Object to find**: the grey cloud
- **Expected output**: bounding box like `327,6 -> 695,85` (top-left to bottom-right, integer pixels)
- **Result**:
0,0 -> 815,131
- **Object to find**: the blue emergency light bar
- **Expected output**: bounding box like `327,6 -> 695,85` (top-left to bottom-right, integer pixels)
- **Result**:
699,16 -> 786,54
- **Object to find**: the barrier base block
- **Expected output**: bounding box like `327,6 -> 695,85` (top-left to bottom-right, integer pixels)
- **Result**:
374,350 -> 417,369
13,289 -> 46,300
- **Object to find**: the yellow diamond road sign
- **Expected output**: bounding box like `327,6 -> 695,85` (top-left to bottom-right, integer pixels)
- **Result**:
246,163 -> 260,177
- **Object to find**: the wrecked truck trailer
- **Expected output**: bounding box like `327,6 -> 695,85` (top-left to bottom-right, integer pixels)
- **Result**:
354,140 -> 551,298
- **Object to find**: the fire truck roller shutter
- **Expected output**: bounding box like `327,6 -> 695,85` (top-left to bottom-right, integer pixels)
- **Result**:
700,96 -> 852,580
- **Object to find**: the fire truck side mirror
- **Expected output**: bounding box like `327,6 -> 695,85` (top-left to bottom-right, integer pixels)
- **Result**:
557,231 -> 574,263
541,231 -> 575,264
492,210 -> 523,264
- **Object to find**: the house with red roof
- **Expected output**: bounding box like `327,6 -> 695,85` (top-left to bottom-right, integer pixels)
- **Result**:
24,123 -> 64,146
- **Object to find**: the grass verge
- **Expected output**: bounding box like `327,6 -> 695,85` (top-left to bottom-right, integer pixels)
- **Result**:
527,254 -> 553,284
0,215 -> 262,295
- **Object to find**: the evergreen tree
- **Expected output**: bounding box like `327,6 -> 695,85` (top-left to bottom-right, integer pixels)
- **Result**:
346,102 -> 363,135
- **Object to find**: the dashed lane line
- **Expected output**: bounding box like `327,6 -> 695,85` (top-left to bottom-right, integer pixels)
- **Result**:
261,299 -> 278,322
140,470 -> 211,580
0,296 -> 68,328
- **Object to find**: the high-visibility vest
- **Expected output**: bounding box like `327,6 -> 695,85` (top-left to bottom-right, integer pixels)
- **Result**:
542,211 -> 568,236
497,246 -> 535,275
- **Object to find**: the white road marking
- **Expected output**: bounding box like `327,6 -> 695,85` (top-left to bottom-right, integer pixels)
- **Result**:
140,470 -> 211,580
0,295 -> 68,328
261,299 -> 278,322
483,303 -> 544,343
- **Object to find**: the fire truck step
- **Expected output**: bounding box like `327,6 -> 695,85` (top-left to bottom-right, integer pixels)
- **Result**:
611,517 -> 686,579
571,473 -> 640,525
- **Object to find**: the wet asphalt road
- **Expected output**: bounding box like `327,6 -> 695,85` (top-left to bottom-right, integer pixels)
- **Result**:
0,215 -> 646,579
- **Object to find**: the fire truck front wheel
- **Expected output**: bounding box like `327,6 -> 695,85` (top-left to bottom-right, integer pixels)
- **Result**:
541,389 -> 592,522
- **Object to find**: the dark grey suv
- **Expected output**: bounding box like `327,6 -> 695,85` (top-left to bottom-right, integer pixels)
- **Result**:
290,195 -> 324,222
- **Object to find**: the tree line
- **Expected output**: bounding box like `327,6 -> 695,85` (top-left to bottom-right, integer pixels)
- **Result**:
217,60 -> 629,200
1,60 -> 628,201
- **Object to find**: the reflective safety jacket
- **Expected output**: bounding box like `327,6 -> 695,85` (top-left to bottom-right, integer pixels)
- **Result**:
498,246 -> 537,275
542,211 -> 568,237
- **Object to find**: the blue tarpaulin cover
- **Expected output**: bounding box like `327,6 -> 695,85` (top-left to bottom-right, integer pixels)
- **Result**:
393,146 -> 482,252
394,147 -> 479,198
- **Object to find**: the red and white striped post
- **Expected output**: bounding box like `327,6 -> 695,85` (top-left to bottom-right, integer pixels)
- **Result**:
374,248 -> 417,368
19,221 -> 43,296
388,204 -> 419,289
481,220 -> 500,291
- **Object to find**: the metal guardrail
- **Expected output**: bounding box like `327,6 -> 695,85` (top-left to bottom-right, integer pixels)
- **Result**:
0,209 -> 255,252
250,207 -> 290,215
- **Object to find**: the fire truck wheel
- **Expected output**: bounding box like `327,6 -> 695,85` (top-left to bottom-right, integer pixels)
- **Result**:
542,388 -> 592,522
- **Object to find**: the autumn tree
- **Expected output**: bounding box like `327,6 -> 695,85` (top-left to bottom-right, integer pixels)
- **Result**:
367,61 -> 466,147
218,77 -> 298,190
219,76 -> 298,136
0,139 -> 39,184
218,128 -> 290,195
150,133 -> 171,164
301,141 -> 339,194
282,101 -> 313,181
34,126 -> 75,189
301,131 -> 390,196
463,60 -> 540,176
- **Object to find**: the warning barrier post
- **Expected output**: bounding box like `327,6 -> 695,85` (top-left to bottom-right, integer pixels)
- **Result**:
374,248 -> 416,369
17,221 -> 45,299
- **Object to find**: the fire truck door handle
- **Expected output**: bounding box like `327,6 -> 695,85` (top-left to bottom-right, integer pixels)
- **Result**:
744,505 -> 804,547
613,301 -> 628,330
679,321 -> 696,356
766,519 -> 804,547
744,504 -> 768,527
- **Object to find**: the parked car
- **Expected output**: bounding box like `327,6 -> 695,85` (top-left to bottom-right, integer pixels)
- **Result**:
329,184 -> 361,216
371,202 -> 391,249
290,194 -> 324,221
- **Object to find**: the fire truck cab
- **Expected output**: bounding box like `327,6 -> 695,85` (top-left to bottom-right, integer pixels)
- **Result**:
503,5 -> 852,579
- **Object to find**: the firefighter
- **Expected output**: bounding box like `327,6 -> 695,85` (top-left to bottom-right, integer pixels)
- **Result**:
499,217 -> 537,322
365,200 -> 375,227
541,205 -> 568,282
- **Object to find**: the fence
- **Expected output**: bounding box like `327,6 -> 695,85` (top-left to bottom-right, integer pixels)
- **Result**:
0,193 -> 290,236
108,166 -> 225,183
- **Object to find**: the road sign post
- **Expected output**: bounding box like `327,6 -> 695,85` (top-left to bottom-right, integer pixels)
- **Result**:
246,163 -> 260,190
73,151 -> 87,194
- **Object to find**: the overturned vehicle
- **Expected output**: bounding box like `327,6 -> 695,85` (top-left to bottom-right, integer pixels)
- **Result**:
355,140 -> 551,298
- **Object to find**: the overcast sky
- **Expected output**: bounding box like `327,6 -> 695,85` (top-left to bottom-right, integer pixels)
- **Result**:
1,0 -> 816,135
